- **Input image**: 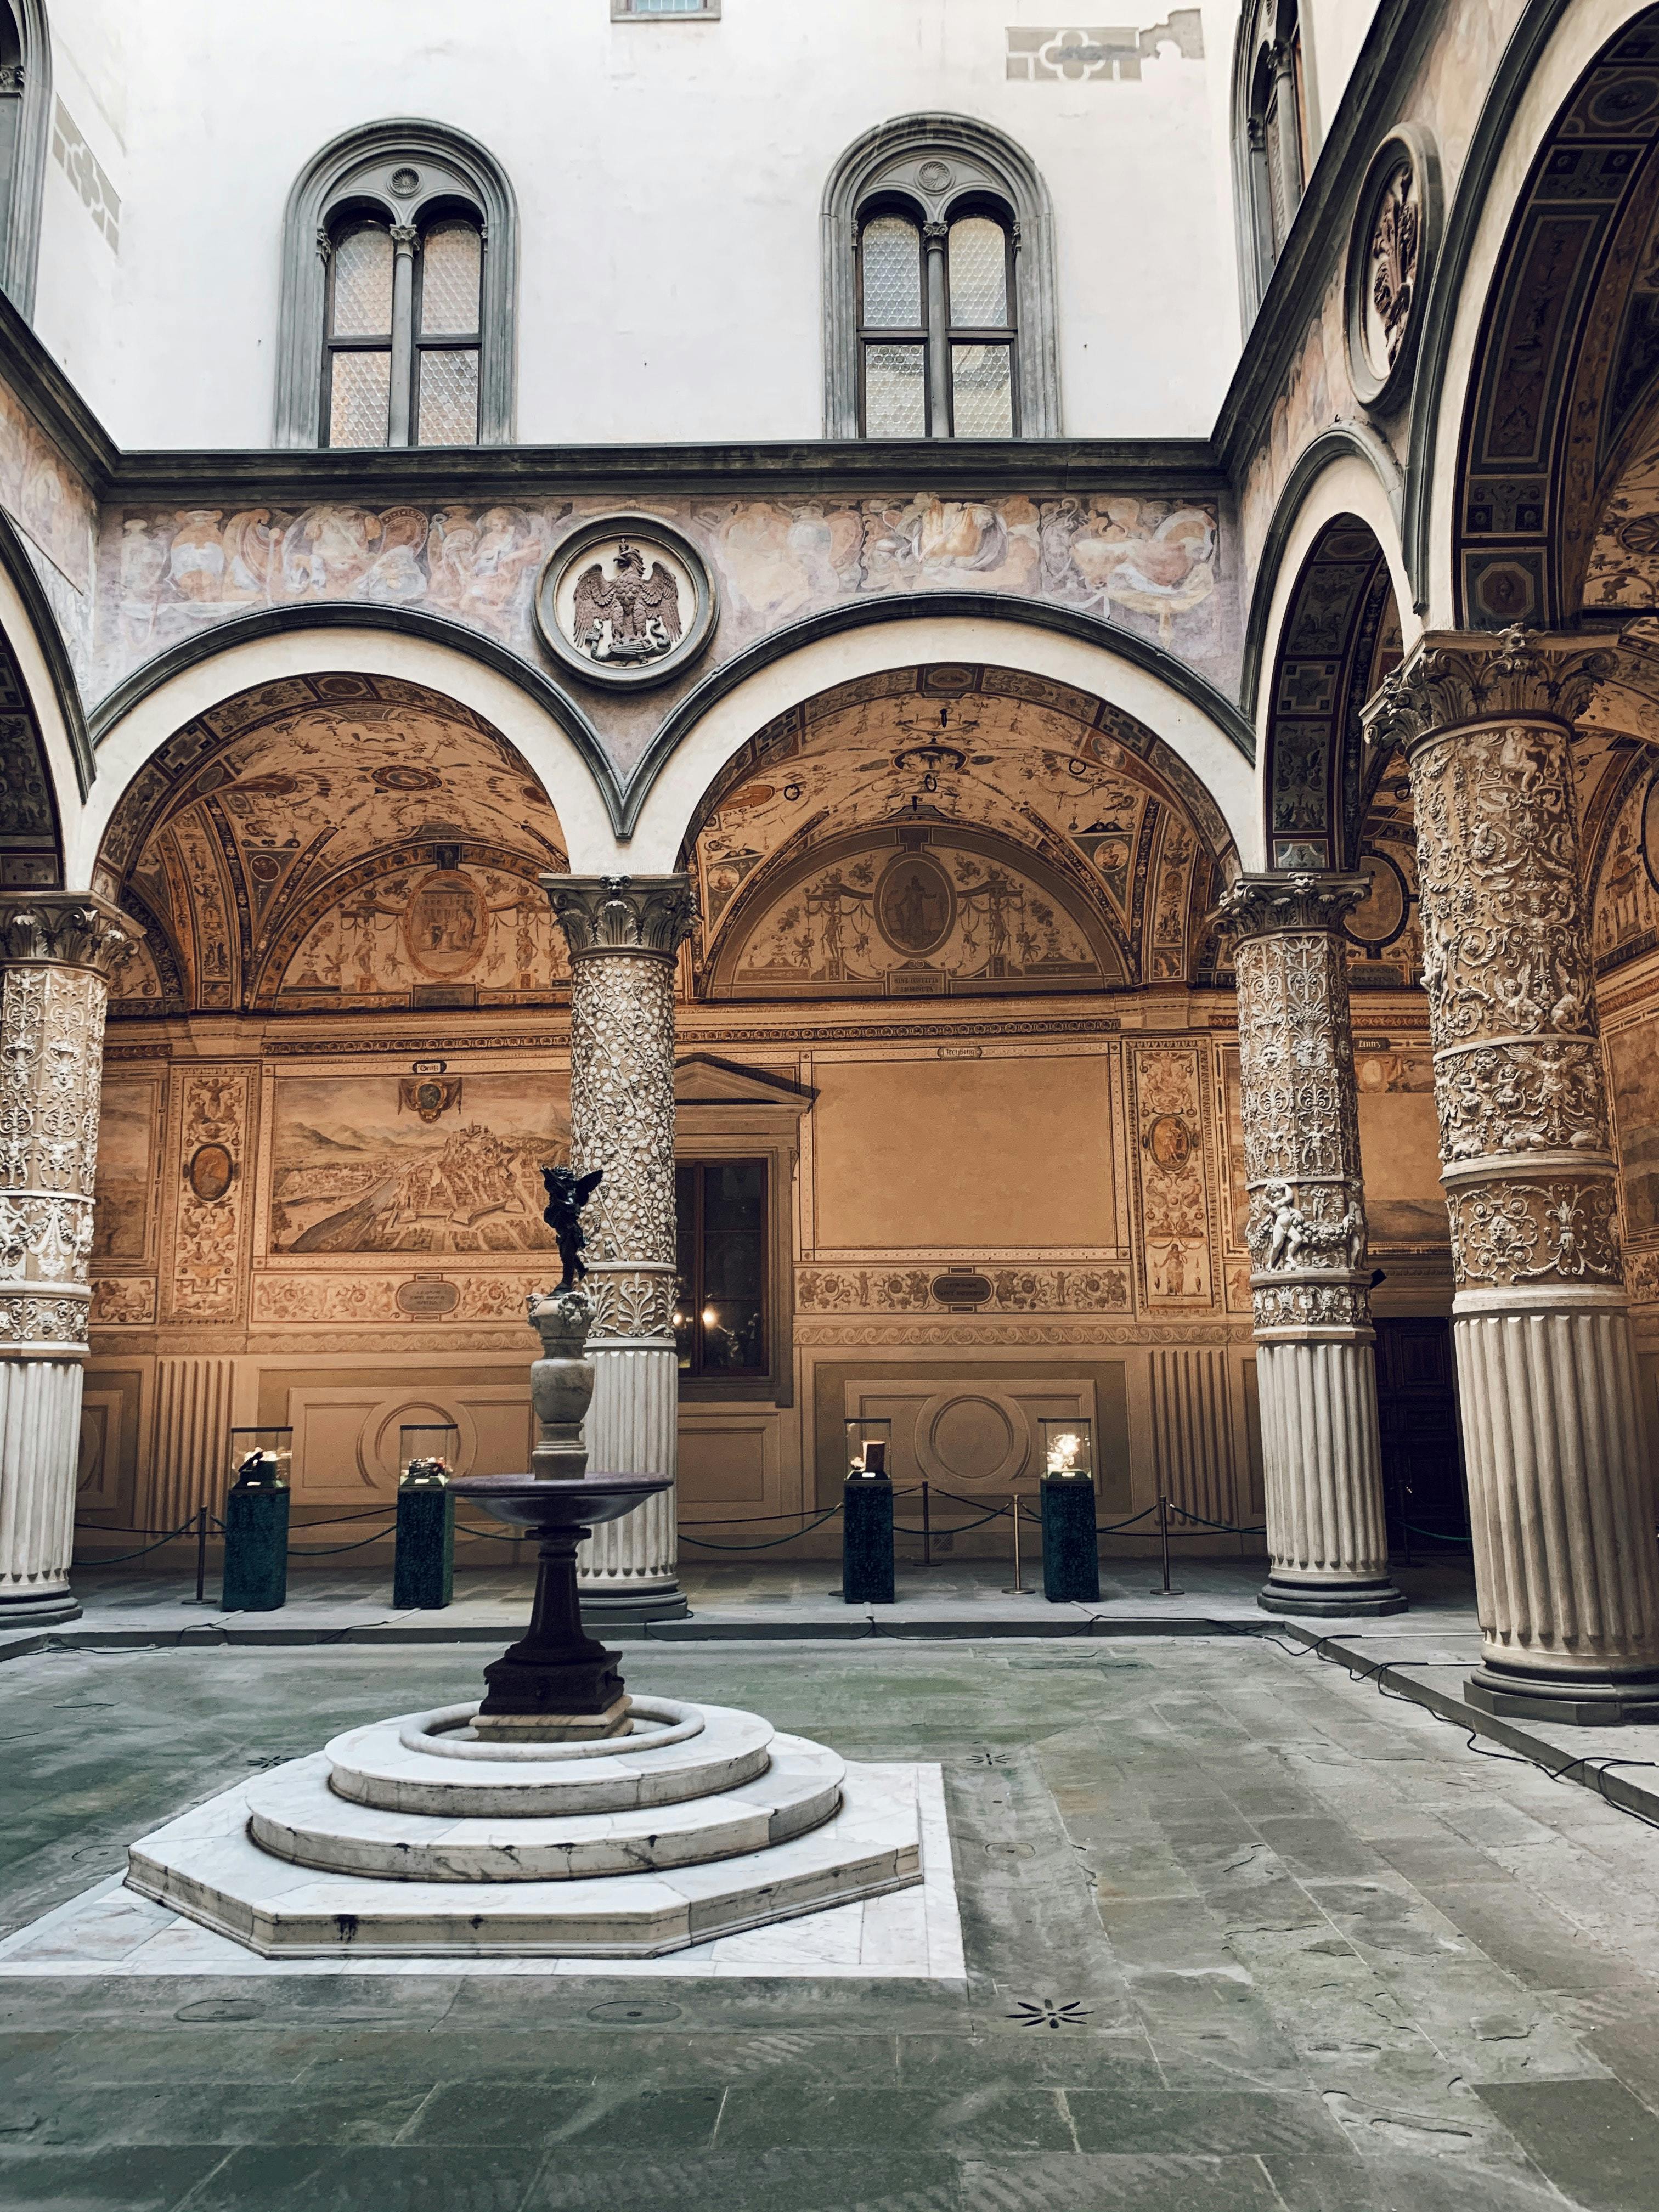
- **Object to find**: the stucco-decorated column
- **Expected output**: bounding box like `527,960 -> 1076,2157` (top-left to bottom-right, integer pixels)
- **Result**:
543,873 -> 697,1623
0,893 -> 130,1625
1220,873 -> 1404,1618
1367,627 -> 1659,1723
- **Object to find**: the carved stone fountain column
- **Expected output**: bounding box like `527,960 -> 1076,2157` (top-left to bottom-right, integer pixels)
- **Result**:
543,874 -> 697,1623
1220,873 -> 1404,1617
0,893 -> 130,1625
1366,628 -> 1659,1722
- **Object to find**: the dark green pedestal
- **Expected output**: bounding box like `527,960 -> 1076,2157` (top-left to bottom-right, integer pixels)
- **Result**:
221,1482 -> 289,1613
843,1476 -> 895,1605
394,1483 -> 454,1609
1041,1476 -> 1100,1603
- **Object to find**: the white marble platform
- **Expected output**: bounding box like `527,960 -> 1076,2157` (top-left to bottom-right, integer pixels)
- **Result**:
0,1765 -> 963,1979
125,1753 -> 922,1957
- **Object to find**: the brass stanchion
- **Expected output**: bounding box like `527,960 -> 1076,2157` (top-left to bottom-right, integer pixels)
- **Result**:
1150,1493 -> 1184,1597
921,1480 -> 932,1570
194,1505 -> 208,1603
1002,1492 -> 1031,1595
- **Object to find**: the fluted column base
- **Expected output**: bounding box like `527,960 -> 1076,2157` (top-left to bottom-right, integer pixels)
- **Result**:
1254,1336 -> 1406,1618
0,1355 -> 85,1625
1455,1291 -> 1659,1724
577,1336 -> 685,1621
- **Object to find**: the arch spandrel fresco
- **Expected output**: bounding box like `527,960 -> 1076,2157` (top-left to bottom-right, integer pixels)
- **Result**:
684,664 -> 1232,996
95,673 -> 570,1017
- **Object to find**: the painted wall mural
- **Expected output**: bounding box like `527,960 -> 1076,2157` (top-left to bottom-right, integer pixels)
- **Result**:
1353,1042 -> 1448,1249
94,674 -> 569,1015
1610,1017 -> 1659,1251
97,492 -> 1232,757
91,1080 -> 159,1262
268,1072 -> 570,1257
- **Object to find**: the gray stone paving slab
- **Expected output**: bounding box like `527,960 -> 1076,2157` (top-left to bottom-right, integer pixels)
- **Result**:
2,1633 -> 1658,2207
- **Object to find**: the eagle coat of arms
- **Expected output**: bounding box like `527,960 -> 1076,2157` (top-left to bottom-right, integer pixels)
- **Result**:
571,542 -> 683,666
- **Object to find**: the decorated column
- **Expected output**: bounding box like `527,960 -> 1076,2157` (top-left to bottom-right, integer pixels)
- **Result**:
1366,627 -> 1659,1722
0,893 -> 130,1624
1221,873 -> 1404,1617
543,873 -> 697,1623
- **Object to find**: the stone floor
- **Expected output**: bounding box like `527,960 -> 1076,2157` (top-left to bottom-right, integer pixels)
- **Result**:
4,1630 -> 1659,2208
19,1553 -> 1487,1649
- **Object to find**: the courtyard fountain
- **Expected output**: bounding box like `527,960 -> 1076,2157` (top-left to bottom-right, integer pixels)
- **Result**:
125,1170 -> 923,1957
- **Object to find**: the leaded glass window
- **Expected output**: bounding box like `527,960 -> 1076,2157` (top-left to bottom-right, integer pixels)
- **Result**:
320,207 -> 486,448
855,201 -> 1018,438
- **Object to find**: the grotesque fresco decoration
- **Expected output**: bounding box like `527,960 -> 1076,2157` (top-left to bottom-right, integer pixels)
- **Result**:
94,674 -> 569,1015
721,832 -> 1105,997
687,665 -> 1233,996
99,493 -> 1228,751
0,377 -> 96,592
268,1073 -> 571,1257
1352,1042 -> 1447,1250
1130,1045 -> 1215,1307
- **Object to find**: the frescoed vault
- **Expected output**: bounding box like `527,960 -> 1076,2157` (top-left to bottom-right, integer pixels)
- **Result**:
682,663 -> 1236,996
93,673 -> 569,1015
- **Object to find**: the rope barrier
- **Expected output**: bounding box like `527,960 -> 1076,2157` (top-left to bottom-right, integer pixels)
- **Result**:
679,1504 -> 847,1552
69,1516 -> 205,1566
1401,1522 -> 1474,1546
1168,1504 -> 1269,1536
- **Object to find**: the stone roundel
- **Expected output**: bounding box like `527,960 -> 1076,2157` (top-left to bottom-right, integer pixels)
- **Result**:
535,514 -> 716,689
1345,126 -> 1440,414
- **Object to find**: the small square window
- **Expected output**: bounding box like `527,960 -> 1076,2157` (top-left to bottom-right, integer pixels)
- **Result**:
612,0 -> 719,16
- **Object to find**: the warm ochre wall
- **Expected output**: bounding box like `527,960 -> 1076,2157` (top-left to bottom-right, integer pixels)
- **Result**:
810,1056 -> 1116,1251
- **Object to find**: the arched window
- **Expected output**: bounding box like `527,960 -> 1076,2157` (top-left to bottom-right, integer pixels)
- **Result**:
0,0 -> 49,317
276,123 -> 516,449
1234,0 -> 1312,317
825,116 -> 1059,439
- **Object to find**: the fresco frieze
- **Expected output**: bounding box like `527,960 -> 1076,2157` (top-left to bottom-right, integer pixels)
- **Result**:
99,491 -> 1229,749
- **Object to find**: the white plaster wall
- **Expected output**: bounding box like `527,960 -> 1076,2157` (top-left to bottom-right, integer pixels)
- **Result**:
1302,0 -> 1379,153
30,0 -> 1251,449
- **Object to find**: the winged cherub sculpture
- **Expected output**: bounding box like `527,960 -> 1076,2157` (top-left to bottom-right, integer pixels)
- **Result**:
571,542 -> 684,664
541,1165 -> 604,1291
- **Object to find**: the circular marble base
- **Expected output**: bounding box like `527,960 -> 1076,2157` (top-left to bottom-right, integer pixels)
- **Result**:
1466,1663 -> 1659,1727
1258,1576 -> 1408,1618
0,1586 -> 81,1627
250,1735 -> 843,1881
328,1701 -> 774,1818
398,1697 -> 702,1763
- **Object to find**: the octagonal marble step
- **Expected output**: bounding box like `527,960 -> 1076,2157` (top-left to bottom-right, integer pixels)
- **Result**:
125,1758 -> 921,1958
246,1736 -> 842,1881
327,1700 -> 774,1819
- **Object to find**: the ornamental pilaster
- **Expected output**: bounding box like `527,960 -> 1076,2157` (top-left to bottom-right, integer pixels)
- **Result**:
1364,628 -> 1659,1719
0,892 -> 133,1624
1217,873 -> 1401,1616
543,874 -> 697,1620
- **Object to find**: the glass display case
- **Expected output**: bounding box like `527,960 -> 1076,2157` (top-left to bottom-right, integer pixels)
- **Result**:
399,1423 -> 458,1488
1041,1417 -> 1093,1480
228,1427 -> 292,1490
845,1415 -> 892,1479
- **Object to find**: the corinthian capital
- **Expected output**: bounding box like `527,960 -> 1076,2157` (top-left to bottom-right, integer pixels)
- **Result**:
1363,626 -> 1613,755
541,873 -> 699,963
1216,871 -> 1368,946
0,893 -> 136,977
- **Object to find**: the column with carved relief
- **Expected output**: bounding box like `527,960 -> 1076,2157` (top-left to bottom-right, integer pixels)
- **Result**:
1366,628 -> 1659,1722
0,894 -> 131,1624
543,873 -> 697,1622
1220,874 -> 1404,1617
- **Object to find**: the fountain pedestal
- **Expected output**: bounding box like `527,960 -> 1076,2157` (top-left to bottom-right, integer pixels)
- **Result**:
450,1472 -> 670,1740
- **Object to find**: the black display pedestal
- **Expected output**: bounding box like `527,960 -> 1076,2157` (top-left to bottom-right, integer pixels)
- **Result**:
221,1480 -> 290,1613
393,1484 -> 454,1610
1041,1476 -> 1100,1603
843,1475 -> 895,1605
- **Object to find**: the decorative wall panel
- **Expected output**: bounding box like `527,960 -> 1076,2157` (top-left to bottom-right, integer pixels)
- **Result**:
1147,1347 -> 1239,1524
1129,1042 -> 1216,1307
166,1070 -> 252,1322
